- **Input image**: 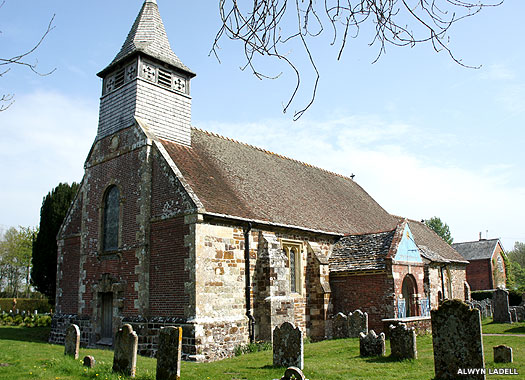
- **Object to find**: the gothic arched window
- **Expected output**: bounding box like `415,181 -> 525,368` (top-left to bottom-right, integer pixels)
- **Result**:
103,186 -> 120,251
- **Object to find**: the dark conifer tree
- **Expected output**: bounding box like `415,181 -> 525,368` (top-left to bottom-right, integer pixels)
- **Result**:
31,182 -> 79,301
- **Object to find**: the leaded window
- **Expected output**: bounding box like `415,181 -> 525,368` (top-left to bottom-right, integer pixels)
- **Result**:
103,186 -> 120,251
282,241 -> 302,294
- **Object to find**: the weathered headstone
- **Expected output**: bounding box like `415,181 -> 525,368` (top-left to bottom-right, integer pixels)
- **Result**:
493,288 -> 512,323
359,330 -> 385,357
83,355 -> 96,368
112,324 -> 138,377
510,308 -> 518,323
280,367 -> 306,380
389,323 -> 417,360
156,326 -> 183,380
348,309 -> 368,338
332,312 -> 348,339
273,322 -> 303,370
64,324 -> 80,359
431,300 -> 485,380
493,345 -> 513,363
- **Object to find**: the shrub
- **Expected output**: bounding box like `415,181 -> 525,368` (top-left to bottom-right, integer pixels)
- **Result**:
471,290 -> 494,301
509,290 -> 523,306
234,341 -> 272,356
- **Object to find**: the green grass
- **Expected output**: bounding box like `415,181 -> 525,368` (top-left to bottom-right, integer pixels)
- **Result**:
482,317 -> 525,334
0,325 -> 523,380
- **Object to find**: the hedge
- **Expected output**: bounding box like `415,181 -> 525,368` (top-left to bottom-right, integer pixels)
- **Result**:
0,312 -> 52,327
0,298 -> 52,313
471,289 -> 523,306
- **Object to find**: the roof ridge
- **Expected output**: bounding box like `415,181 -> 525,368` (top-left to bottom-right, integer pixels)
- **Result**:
192,127 -> 355,182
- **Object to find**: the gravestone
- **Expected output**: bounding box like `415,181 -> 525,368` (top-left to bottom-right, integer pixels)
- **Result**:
431,300 -> 485,380
83,355 -> 96,368
273,322 -> 304,369
493,288 -> 512,323
112,324 -> 138,377
156,326 -> 183,380
389,323 -> 417,360
493,345 -> 513,363
510,308 -> 518,323
64,324 -> 80,359
332,312 -> 348,339
359,330 -> 385,357
348,309 -> 368,338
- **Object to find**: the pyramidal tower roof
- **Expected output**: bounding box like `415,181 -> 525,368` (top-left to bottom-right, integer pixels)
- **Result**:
98,0 -> 194,77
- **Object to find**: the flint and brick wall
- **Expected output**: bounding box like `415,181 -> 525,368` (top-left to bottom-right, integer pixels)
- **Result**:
330,272 -> 395,332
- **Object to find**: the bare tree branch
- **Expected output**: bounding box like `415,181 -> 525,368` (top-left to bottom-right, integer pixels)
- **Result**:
0,3 -> 56,111
213,0 -> 503,120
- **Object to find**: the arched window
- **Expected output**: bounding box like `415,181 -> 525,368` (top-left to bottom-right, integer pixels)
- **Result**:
103,186 -> 120,251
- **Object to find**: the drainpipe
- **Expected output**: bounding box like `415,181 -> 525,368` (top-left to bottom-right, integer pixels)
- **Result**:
243,223 -> 255,343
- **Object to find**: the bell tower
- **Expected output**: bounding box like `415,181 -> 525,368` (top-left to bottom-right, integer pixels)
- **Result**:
96,0 -> 195,146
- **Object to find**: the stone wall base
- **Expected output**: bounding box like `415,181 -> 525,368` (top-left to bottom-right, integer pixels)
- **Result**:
49,314 -> 249,362
382,317 -> 432,337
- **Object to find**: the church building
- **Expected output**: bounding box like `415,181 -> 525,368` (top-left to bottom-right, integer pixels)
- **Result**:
50,0 -> 468,361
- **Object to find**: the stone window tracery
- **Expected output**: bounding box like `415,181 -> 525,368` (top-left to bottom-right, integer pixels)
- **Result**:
103,186 -> 120,251
282,241 -> 302,294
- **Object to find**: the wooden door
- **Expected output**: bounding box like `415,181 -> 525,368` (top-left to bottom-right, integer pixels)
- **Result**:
101,293 -> 113,340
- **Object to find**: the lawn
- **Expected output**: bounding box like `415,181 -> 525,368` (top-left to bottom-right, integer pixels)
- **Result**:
0,323 -> 523,380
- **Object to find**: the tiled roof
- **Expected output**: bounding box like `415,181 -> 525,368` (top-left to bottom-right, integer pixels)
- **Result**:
329,230 -> 396,273
160,128 -> 398,235
99,0 -> 194,76
452,239 -> 500,261
397,218 -> 469,264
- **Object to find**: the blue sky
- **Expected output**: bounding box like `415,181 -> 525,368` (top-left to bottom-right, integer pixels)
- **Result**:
0,0 -> 523,250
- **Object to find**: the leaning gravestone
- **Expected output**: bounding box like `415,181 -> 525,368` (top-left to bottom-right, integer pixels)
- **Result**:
64,324 -> 80,359
493,288 -> 512,323
493,345 -> 513,363
359,330 -> 385,357
348,309 -> 368,338
389,323 -> 417,360
281,367 -> 306,380
273,322 -> 304,370
156,326 -> 183,380
332,312 -> 348,339
431,300 -> 485,380
83,355 -> 96,368
112,324 -> 138,377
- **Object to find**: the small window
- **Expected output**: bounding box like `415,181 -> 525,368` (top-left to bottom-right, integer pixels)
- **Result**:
282,241 -> 302,294
114,68 -> 125,88
103,186 -> 120,251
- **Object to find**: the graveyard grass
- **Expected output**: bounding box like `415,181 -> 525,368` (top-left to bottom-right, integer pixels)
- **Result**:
0,322 -> 523,380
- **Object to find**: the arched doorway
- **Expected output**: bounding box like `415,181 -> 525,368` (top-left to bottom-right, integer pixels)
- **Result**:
401,274 -> 418,317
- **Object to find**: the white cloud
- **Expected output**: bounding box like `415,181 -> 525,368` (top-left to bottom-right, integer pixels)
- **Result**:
0,90 -> 97,228
197,115 -> 525,249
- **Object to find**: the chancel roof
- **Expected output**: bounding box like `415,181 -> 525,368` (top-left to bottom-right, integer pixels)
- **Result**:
99,0 -> 194,77
160,128 -> 398,235
452,239 -> 501,261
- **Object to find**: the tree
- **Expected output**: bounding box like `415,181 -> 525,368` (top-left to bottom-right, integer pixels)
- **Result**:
0,1 -> 55,111
424,216 -> 453,244
507,241 -> 525,268
215,0 -> 502,119
506,242 -> 525,291
31,182 -> 79,301
0,226 -> 36,297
